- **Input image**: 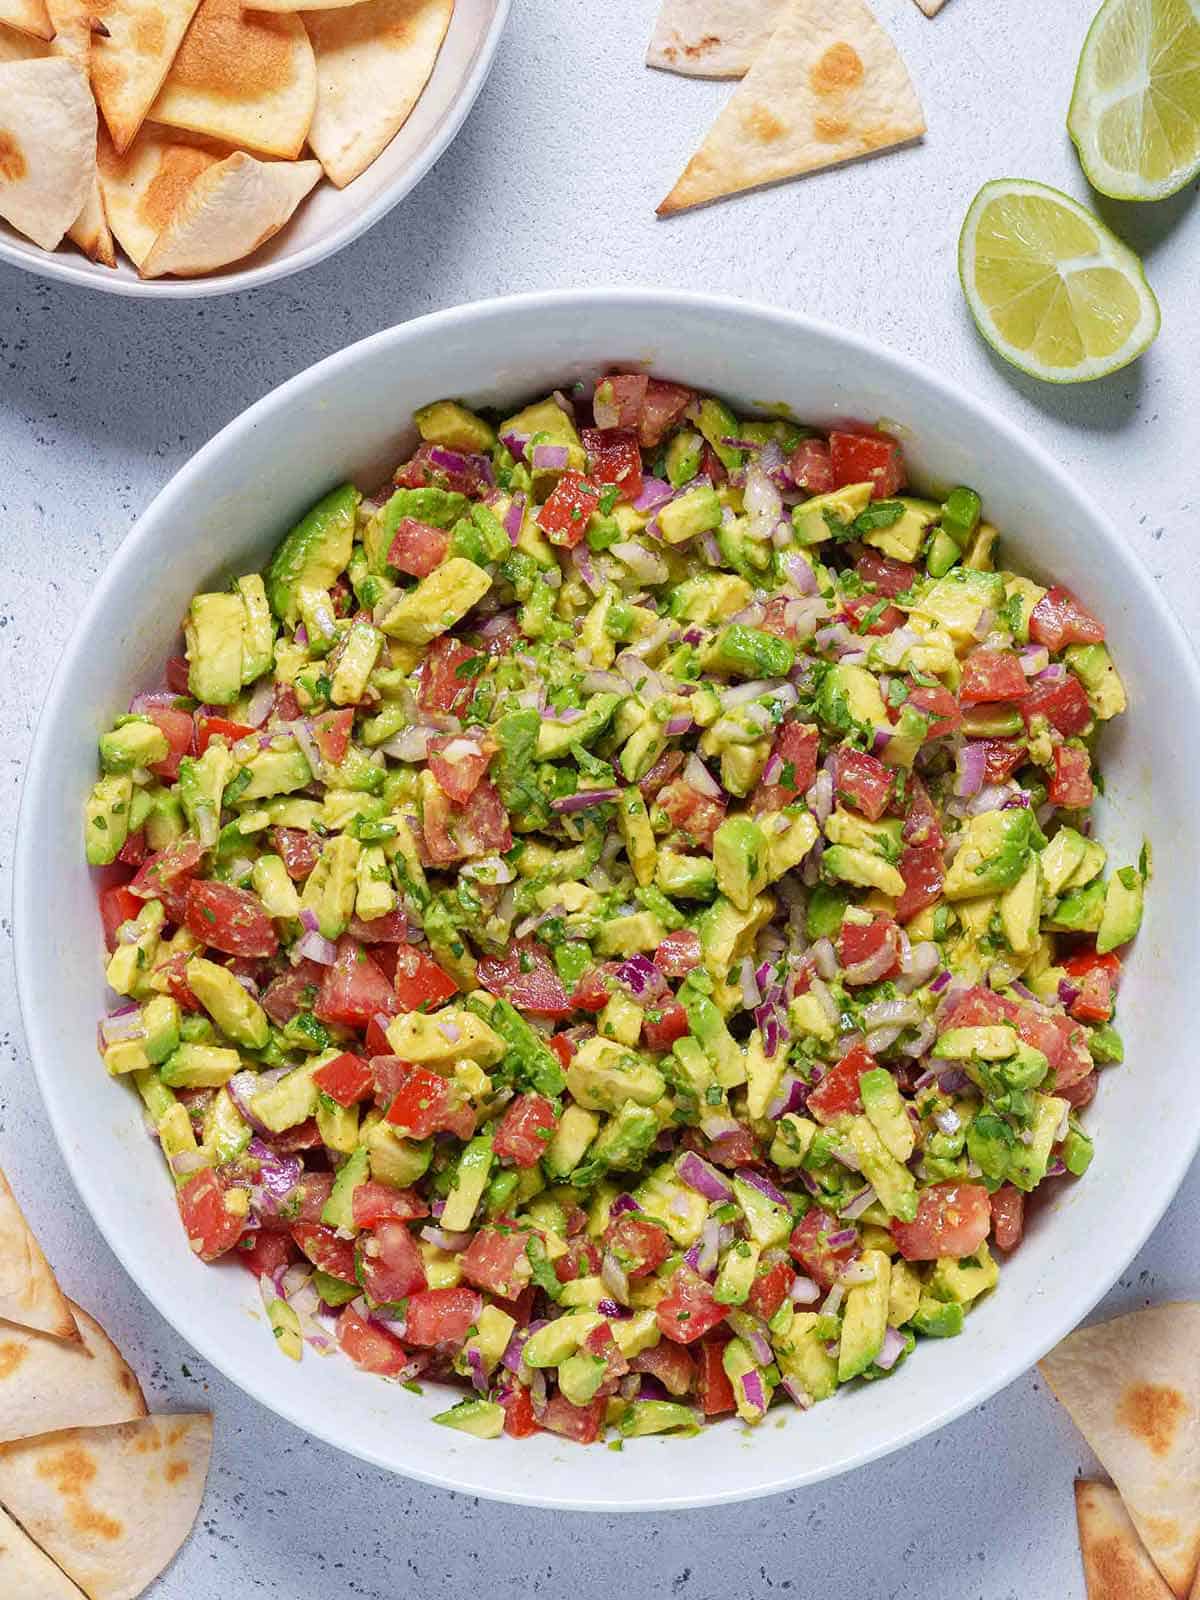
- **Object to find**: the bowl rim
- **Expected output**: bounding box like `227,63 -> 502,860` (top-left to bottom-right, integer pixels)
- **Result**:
0,0 -> 512,301
15,287 -> 1200,1509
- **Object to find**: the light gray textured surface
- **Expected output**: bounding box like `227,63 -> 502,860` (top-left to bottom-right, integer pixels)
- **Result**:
0,0 -> 1196,1594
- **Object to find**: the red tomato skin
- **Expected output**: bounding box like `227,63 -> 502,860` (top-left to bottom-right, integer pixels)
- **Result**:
501,1384 -> 541,1438
427,733 -> 493,804
895,846 -> 945,925
959,649 -> 1029,706
195,715 -> 254,756
387,516 -> 450,578
655,1267 -> 728,1344
697,1336 -> 736,1416
632,1340 -> 696,1397
747,1257 -> 794,1322
891,1182 -> 992,1262
1049,744 -> 1094,808
1022,673 -> 1092,737
475,943 -> 571,1019
380,1062 -> 458,1139
982,740 -> 1027,783
990,1186 -> 1025,1253
541,1393 -> 606,1444
358,1221 -> 428,1305
147,707 -> 195,780
313,708 -> 354,767
832,748 -> 893,821
752,721 -> 820,812
130,838 -> 205,922
638,379 -> 693,449
1069,966 -> 1114,1023
641,1001 -> 690,1052
571,965 -> 616,1013
789,438 -> 834,495
403,1286 -> 483,1347
236,1230 -> 294,1277
461,1225 -> 535,1300
829,431 -> 905,499
273,827 -> 320,881
291,1222 -> 358,1283
606,1214 -> 672,1279
655,928 -> 702,978
260,961 -> 325,1026
351,1182 -> 429,1229
178,1169 -> 244,1262
1029,587 -> 1105,651
315,938 -> 398,1030
842,596 -> 905,636
312,1052 -> 375,1107
704,1124 -> 761,1169
658,778 -> 726,848
855,550 -> 916,597
336,1304 -> 410,1377
901,774 -> 945,850
788,1208 -> 858,1290
185,880 -> 278,958
417,637 -> 482,717
807,1043 -> 877,1125
581,427 -> 644,502
837,918 -> 901,981
99,885 -> 143,951
493,1094 -> 558,1168
392,946 -> 458,1012
592,374 -> 647,431
906,683 -> 962,739
537,471 -> 600,547
165,655 -> 191,694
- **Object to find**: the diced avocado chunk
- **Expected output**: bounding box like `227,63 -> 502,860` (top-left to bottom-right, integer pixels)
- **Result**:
1039,827 -> 1088,897
1046,878 -> 1105,933
942,809 -> 1035,899
385,1007 -> 503,1068
680,985 -> 744,1088
414,399 -> 496,453
635,1163 -> 707,1246
441,1134 -> 494,1232
85,773 -> 133,864
711,623 -> 794,680
330,618 -> 382,707
695,396 -> 743,473
792,482 -> 873,546
848,1117 -> 917,1222
524,1311 -> 603,1368
668,572 -> 752,623
367,1123 -> 433,1188
935,1025 -> 1018,1061
999,855 -> 1042,954
731,1174 -> 791,1247
142,994 -> 181,1065
913,568 -> 1005,643
864,497 -> 938,564
159,1042 -> 241,1089
186,957 -> 269,1049
377,558 -> 492,644
321,1146 -> 369,1231
823,844 -> 905,898
928,1243 -> 998,1306
100,717 -> 169,774
655,848 -> 716,901
712,814 -> 769,912
859,1068 -> 915,1163
185,592 -> 245,705
544,1104 -> 600,1179
775,1312 -> 839,1400
1065,643 -> 1126,720
1007,1093 -> 1070,1191
252,1060 -> 320,1132
1097,865 -> 1144,954
911,1295 -> 964,1338
620,1400 -> 700,1437
432,1399 -> 505,1439
236,574 -> 275,683
658,484 -> 722,545
838,1249 -> 891,1380
536,692 -> 622,760
566,1036 -> 665,1113
266,484 -> 359,624
300,832 -> 360,940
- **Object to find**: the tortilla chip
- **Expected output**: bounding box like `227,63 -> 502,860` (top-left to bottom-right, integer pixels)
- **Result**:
0,1414 -> 212,1600
140,147 -> 319,274
34,0 -> 118,264
0,57 -> 95,248
657,0 -> 925,215
0,1503 -> 86,1599
0,1300 -> 146,1445
647,0 -> 787,78
149,0 -> 316,159
0,17 -> 51,54
97,119 -> 226,264
0,0 -> 52,39
90,0 -> 203,153
0,1172 -> 77,1341
1041,1304 -> 1200,1598
1077,1481 -> 1177,1600
303,0 -> 452,186
914,0 -> 947,13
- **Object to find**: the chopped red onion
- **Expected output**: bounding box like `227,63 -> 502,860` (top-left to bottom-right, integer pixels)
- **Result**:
843,940 -> 900,987
735,1167 -> 789,1209
766,1075 -> 806,1120
825,1227 -> 859,1250
531,442 -> 569,471
875,1326 -> 907,1372
635,477 -> 674,512
101,1007 -> 146,1045
954,741 -> 987,798
929,968 -> 953,995
683,752 -> 722,799
898,1020 -> 937,1058
664,713 -> 694,737
809,938 -> 838,982
860,997 -> 923,1031
839,1185 -> 877,1220
611,541 -> 669,585
615,953 -> 668,1000
597,1298 -> 631,1320
294,928 -> 338,966
971,606 -> 996,642
419,1225 -> 472,1251
789,1275 -> 820,1305
808,768 -> 834,826
934,1107 -> 961,1136
170,1149 -> 208,1177
1058,978 -> 1081,1007
896,940 -> 941,994
601,1251 -> 631,1305
676,1151 -> 733,1203
780,1375 -> 814,1409
550,787 -> 621,813
1020,644 -> 1050,675
244,677 -> 275,728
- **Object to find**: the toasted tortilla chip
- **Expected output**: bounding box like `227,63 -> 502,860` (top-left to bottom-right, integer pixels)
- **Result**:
647,0 -> 787,78
1077,1481 -> 1177,1600
657,0 -> 925,215
0,1172 -> 77,1341
914,0 -> 947,14
149,0 -> 316,159
90,0 -> 203,153
0,1300 -> 146,1445
1042,1304 -> 1200,1598
303,0 -> 452,186
0,19 -> 50,55
0,1503 -> 86,1599
0,0 -> 52,39
0,1414 -> 212,1600
140,148 -> 319,274
38,0 -> 118,264
97,119 -> 225,264
0,57 -> 95,247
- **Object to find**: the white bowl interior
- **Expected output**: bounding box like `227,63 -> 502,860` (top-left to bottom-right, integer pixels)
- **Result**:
0,0 -> 509,298
15,291 -> 1200,1510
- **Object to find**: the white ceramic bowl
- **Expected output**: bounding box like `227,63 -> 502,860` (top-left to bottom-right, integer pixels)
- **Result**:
0,0 -> 509,298
15,290 -> 1200,1509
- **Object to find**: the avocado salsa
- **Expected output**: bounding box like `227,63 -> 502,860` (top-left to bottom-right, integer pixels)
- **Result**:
86,375 -> 1145,1447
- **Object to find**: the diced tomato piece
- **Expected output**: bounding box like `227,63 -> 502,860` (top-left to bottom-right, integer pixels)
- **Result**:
581,427 -> 643,502
378,1060 -> 467,1139
808,1042 -> 877,1124
900,774 -> 945,850
427,733 -> 493,804
752,720 -> 820,812
655,928 -> 702,978
990,1185 -> 1025,1253
1063,947 -> 1122,983
832,747 -> 893,821
236,1230 -> 294,1277
1029,586 -> 1105,652
655,1266 -> 728,1344
116,830 -> 147,867
130,838 -> 205,922
982,740 -> 1027,783
584,1320 -> 631,1388
195,714 -> 254,756
312,1052 -> 375,1107
747,1256 -> 794,1322
185,880 -> 278,958
641,1000 -> 689,1053
537,471 -> 600,547
895,846 -> 945,925
146,706 -> 195,780
394,443 -> 490,496
855,549 -> 916,598
606,1214 -> 672,1279
336,1304 -> 410,1377
637,379 -> 693,449
358,1221 -> 427,1305
417,636 -> 484,717
501,1384 -> 541,1438
437,776 -> 512,862
271,1123 -> 327,1160
260,960 -> 324,1026
1068,965 -> 1115,1023
891,1182 -> 992,1261
351,1182 -> 429,1229
387,516 -> 450,578
788,1207 -> 858,1290
177,1169 -> 244,1261
829,431 -> 905,499
315,937 -> 397,1029
312,708 -> 354,768
542,1393 -> 606,1444
461,1224 -> 535,1300
273,683 -> 301,723
697,1335 -> 736,1416
291,1222 -> 357,1283
704,1124 -> 761,1169
906,683 -> 962,739
493,1094 -> 558,1168
555,1239 -> 601,1284
1049,744 -> 1094,808
658,778 -> 726,848
404,1286 -> 482,1347
638,748 -> 684,802
476,941 -> 571,1018
959,649 -> 1028,706
592,373 -> 648,432
837,917 -> 902,983
571,964 -> 617,1013
789,437 -> 834,495
1022,672 -> 1092,736
150,950 -> 200,1012
548,1033 -> 575,1070
165,655 -> 191,694
273,827 -> 320,881
1060,1071 -> 1098,1109
392,946 -> 457,1012
842,596 -> 905,635
99,885 -> 142,951
944,985 -> 1018,1028
632,1340 -> 695,1396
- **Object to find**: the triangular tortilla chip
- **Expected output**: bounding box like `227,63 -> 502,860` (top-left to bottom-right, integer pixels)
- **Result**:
1077,1481 -> 1177,1600
0,0 -> 52,39
647,0 -> 787,78
0,1503 -> 86,1599
914,0 -> 947,14
89,0 -> 203,154
0,1171 -> 77,1341
149,0 -> 316,159
40,0 -> 117,264
303,0 -> 452,186
657,0 -> 925,215
0,19 -> 50,55
0,1301 -> 146,1445
97,119 -> 225,265
0,1414 -> 212,1600
141,148 -> 320,274
1041,1304 -> 1200,1598
0,57 -> 95,247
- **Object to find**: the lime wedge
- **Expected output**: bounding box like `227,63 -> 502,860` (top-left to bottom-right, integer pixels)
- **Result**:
1068,0 -> 1200,200
958,178 -> 1161,383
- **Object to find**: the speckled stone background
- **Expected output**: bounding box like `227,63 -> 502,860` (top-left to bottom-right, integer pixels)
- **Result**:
1,0 -> 1197,1594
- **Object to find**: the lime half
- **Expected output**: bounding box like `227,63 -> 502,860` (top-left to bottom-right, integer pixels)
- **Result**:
959,178 -> 1161,383
1068,0 -> 1200,200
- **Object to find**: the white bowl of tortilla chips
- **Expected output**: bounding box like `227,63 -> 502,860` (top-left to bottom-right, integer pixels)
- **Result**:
0,0 -> 509,293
